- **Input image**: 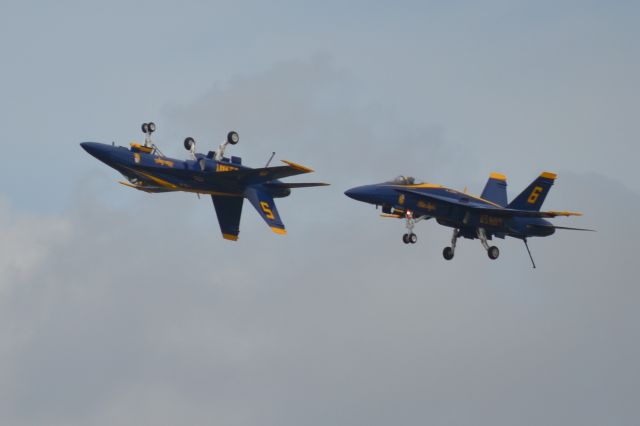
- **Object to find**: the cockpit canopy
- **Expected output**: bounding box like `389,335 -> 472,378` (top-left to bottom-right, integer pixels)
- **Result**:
388,175 -> 422,185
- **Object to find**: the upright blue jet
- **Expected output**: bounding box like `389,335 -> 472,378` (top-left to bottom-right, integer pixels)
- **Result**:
81,122 -> 327,240
345,172 -> 592,267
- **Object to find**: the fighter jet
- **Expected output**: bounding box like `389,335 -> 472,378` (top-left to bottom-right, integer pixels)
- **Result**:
81,122 -> 328,240
345,172 -> 593,267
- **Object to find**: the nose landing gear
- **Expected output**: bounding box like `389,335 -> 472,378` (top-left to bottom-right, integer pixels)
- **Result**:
401,210 -> 426,244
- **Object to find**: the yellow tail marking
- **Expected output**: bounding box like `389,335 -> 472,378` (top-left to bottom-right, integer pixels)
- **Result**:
540,171 -> 557,180
222,233 -> 239,241
527,186 -> 544,204
271,227 -> 287,235
260,201 -> 275,219
490,172 -> 507,181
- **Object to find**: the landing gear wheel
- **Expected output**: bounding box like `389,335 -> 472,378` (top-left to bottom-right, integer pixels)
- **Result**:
147,122 -> 156,133
402,234 -> 410,244
488,246 -> 500,260
409,233 -> 417,244
141,122 -> 149,133
227,131 -> 239,145
443,247 -> 454,260
184,137 -> 195,151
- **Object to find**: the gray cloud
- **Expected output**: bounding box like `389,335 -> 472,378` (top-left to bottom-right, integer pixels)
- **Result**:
0,59 -> 638,426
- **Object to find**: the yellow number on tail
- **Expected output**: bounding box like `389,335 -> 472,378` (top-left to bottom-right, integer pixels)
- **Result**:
527,186 -> 543,204
260,201 -> 275,219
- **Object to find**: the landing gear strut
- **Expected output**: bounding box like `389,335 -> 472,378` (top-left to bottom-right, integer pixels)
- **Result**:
402,210 -> 426,244
477,227 -> 500,260
442,228 -> 459,260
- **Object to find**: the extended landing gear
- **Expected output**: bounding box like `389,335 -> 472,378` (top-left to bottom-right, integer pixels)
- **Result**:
477,227 -> 499,260
442,228 -> 459,260
403,233 -> 417,244
401,210 -> 426,245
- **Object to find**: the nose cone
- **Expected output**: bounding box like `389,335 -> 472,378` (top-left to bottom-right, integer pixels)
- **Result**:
81,142 -> 112,163
344,185 -> 371,202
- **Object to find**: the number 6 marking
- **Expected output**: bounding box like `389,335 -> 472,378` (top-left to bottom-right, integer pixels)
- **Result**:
527,186 -> 543,204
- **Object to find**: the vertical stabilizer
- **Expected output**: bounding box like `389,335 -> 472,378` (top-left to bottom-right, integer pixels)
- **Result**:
245,186 -> 287,234
480,172 -> 508,206
507,172 -> 557,211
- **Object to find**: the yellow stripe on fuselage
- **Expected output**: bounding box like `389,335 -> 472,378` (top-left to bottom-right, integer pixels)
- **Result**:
387,184 -> 503,208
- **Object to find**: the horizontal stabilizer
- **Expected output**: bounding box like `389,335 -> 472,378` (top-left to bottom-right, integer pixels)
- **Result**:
265,182 -> 330,189
528,224 -> 595,232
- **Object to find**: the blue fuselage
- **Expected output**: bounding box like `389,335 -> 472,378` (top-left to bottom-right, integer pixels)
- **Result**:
345,183 -> 555,240
81,142 -> 291,198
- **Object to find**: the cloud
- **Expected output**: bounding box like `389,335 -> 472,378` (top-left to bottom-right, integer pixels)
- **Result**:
0,164 -> 638,426
1,58 -> 639,426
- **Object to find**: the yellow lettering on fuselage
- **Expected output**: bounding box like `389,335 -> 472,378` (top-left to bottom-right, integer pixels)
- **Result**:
417,200 -> 437,211
479,215 -> 504,227
153,158 -> 174,167
216,164 -> 238,172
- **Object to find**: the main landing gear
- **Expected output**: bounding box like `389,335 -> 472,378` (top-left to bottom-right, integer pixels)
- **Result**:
401,210 -> 426,244
477,227 -> 500,260
441,227 -> 500,261
442,229 -> 459,260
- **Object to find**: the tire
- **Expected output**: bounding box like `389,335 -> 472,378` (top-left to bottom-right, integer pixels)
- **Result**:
488,246 -> 500,260
148,122 -> 156,133
443,247 -> 454,260
184,137 -> 195,151
409,233 -> 417,244
141,122 -> 149,133
402,234 -> 410,244
227,131 -> 239,145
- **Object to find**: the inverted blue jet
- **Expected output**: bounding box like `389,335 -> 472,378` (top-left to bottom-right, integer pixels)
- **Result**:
345,173 -> 592,267
81,122 -> 327,241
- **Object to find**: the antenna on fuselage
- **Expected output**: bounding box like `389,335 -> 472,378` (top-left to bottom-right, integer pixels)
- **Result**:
265,151 -> 275,167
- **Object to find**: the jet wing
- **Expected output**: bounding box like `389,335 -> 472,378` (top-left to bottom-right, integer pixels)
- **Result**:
238,160 -> 316,185
395,188 -> 582,218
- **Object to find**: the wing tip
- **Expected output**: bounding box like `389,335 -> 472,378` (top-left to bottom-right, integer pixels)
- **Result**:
222,233 -> 239,241
281,160 -> 314,173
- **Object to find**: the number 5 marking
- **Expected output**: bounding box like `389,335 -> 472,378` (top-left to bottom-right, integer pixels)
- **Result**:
527,186 -> 543,204
260,201 -> 275,219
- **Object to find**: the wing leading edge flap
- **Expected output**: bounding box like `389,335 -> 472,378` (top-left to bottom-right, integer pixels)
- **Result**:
395,188 -> 582,219
245,186 -> 286,235
211,195 -> 244,241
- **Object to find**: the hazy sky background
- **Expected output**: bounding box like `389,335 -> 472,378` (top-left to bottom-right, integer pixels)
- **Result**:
0,1 -> 638,425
